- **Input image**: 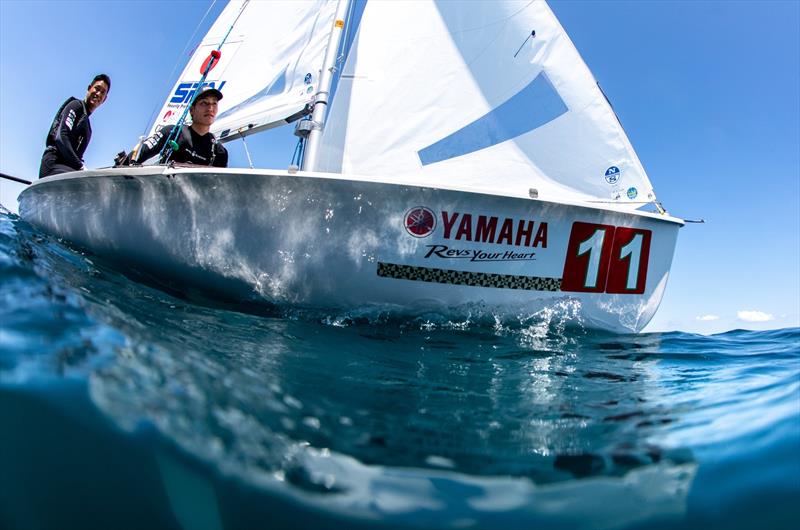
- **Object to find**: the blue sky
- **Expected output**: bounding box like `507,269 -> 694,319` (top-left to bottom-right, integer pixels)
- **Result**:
1,1 -> 798,334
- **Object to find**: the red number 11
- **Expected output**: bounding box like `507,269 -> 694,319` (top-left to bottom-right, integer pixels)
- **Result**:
561,222 -> 651,295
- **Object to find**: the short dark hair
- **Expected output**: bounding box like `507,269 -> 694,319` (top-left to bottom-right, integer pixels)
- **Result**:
90,74 -> 111,91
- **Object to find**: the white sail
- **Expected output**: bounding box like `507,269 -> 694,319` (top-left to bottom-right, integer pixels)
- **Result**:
317,0 -> 657,207
149,0 -> 338,141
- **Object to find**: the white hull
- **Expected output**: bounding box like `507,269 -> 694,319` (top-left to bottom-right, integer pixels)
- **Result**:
19,167 -> 682,332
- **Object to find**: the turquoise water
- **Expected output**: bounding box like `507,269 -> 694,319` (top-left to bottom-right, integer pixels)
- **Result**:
1,210 -> 798,530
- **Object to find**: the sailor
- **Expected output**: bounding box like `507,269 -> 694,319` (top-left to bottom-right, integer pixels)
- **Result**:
122,86 -> 228,167
39,74 -> 110,179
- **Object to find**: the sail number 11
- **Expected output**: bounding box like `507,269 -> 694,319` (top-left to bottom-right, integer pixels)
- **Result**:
561,222 -> 652,294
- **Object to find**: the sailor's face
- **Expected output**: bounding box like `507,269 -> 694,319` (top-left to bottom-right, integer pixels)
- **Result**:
190,97 -> 219,126
85,81 -> 108,112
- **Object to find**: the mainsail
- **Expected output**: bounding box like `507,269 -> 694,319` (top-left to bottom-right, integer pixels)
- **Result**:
149,0 -> 338,141
150,0 -> 658,209
317,0 -> 657,207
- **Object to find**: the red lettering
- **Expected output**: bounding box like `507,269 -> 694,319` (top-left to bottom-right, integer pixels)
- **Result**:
533,222 -> 548,248
475,215 -> 497,243
441,211 -> 548,248
515,220 -> 534,246
441,211 -> 459,239
456,214 -> 473,241
497,218 -> 514,245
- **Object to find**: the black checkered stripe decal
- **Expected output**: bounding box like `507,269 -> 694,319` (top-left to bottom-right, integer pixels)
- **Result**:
377,262 -> 562,291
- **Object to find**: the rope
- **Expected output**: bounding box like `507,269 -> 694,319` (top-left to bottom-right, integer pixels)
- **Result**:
141,0 -> 218,140
160,0 -> 250,163
241,135 -> 254,169
291,135 -> 305,168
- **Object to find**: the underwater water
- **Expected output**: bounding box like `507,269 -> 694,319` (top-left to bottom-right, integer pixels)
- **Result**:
1,210 -> 798,530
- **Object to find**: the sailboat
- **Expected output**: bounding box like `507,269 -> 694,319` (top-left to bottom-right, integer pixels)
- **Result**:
18,0 -> 683,333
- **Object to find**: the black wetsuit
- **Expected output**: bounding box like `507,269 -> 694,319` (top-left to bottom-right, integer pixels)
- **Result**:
132,124 -> 228,167
39,97 -> 92,178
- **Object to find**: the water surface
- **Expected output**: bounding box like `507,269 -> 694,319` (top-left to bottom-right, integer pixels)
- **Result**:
1,211 -> 798,530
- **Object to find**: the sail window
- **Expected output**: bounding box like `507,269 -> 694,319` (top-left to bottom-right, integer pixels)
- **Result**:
217,65 -> 288,121
417,72 -> 567,166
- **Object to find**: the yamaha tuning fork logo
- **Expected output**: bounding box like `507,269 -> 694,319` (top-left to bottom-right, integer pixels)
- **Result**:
404,207 -> 437,238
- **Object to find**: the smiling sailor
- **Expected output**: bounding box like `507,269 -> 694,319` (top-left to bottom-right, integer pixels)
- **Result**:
121,86 -> 228,168
39,74 -> 110,179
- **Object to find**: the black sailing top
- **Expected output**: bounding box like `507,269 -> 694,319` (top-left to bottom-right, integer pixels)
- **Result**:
132,124 -> 228,167
44,97 -> 92,170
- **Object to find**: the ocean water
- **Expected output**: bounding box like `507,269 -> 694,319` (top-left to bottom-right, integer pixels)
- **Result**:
1,209 -> 798,530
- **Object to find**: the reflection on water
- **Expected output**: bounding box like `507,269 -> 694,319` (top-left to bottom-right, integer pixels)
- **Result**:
84,290 -> 699,529
1,212 -> 798,530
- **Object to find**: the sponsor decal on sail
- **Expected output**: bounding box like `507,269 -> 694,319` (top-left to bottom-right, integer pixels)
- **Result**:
169,81 -> 227,105
605,166 -> 620,184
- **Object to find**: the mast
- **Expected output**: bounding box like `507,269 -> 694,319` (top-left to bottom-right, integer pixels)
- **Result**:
301,0 -> 351,172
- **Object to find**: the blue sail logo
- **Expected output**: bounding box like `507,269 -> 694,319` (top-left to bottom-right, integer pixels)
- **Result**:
417,72 -> 567,166
170,81 -> 226,104
605,166 -> 621,184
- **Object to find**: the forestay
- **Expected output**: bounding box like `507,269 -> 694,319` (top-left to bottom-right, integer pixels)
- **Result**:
149,0 -> 338,141
317,0 -> 657,208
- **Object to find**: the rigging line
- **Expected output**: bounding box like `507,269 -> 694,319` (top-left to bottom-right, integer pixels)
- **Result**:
216,0 -> 249,50
240,135 -> 254,169
291,136 -> 305,168
161,0 -> 250,162
331,0 -> 358,85
326,0 -> 363,89
331,0 -> 356,74
342,0 -> 357,57
140,0 -> 219,139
